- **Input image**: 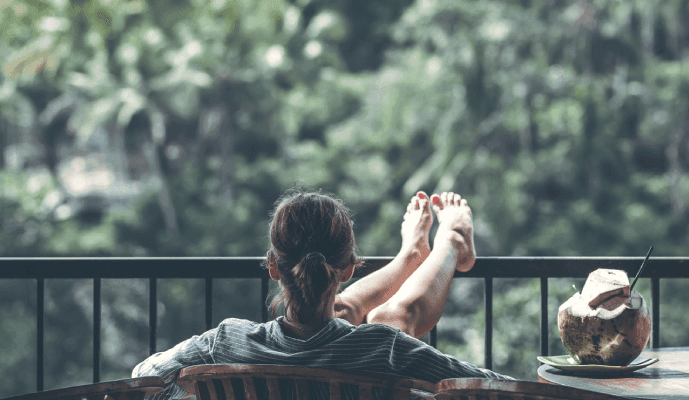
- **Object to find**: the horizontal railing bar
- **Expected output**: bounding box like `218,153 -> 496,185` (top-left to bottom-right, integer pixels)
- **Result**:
0,257 -> 688,279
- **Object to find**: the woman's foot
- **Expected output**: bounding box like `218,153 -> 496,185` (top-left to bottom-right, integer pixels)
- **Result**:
398,192 -> 433,268
431,192 -> 476,272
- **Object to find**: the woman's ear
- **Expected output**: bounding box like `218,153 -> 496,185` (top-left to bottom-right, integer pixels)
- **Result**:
268,261 -> 280,281
341,263 -> 355,282
267,252 -> 281,281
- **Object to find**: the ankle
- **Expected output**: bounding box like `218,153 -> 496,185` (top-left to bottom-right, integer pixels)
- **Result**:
433,229 -> 466,248
433,230 -> 476,272
397,243 -> 430,269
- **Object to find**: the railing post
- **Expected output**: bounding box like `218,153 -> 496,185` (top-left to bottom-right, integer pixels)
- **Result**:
93,278 -> 101,383
540,277 -> 548,356
149,278 -> 157,355
37,278 -> 44,392
651,277 -> 660,349
484,277 -> 493,370
262,277 -> 269,322
205,278 -> 213,330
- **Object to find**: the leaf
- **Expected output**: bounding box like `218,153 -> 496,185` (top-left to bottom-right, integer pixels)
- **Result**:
3,35 -> 55,79
306,10 -> 347,41
434,151 -> 470,193
162,83 -> 200,120
39,92 -> 77,126
75,96 -> 119,146
116,88 -> 147,128
0,80 -> 17,101
150,111 -> 166,145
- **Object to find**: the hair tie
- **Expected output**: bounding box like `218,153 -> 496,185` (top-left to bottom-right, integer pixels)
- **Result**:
305,252 -> 326,264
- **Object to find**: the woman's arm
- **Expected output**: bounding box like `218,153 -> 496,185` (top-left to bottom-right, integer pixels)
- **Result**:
388,330 -> 515,382
333,250 -> 425,326
132,328 -> 217,400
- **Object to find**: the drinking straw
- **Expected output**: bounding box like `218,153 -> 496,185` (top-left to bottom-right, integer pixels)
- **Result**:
630,246 -> 653,292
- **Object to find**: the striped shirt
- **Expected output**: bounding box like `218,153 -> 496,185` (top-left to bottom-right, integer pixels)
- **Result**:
132,317 -> 514,400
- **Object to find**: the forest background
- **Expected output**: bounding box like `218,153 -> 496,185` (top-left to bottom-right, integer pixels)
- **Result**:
2,0 -> 689,396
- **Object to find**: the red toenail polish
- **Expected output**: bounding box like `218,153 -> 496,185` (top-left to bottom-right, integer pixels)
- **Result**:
418,193 -> 425,199
432,196 -> 439,203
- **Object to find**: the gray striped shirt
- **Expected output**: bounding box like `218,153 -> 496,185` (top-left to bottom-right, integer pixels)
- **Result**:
132,317 -> 514,400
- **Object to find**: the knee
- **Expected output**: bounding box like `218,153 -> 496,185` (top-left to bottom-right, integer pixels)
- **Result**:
367,301 -> 419,337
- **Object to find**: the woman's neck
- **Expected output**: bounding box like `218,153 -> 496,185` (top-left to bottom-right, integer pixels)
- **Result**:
285,295 -> 336,326
284,311 -> 332,327
280,314 -> 331,340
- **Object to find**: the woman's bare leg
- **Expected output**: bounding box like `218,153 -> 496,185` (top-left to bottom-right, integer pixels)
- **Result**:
334,192 -> 433,325
366,192 -> 476,338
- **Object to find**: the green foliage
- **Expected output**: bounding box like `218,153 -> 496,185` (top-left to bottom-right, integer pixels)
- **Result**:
0,280 -> 36,396
2,0 -> 689,393
0,168 -> 59,255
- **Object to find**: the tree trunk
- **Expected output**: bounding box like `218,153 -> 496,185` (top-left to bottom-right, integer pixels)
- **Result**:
143,142 -> 178,234
217,107 -> 233,205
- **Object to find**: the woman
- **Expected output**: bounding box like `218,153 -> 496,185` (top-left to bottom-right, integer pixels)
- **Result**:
133,189 -> 513,400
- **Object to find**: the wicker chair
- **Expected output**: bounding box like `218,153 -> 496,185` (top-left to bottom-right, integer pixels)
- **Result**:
177,364 -> 436,400
1,376 -> 165,400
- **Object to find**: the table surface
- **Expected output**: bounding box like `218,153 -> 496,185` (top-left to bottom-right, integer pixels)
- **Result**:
538,347 -> 689,399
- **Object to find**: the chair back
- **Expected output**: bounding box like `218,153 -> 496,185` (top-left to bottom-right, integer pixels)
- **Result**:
1,377 -> 165,400
433,378 -> 628,400
177,364 -> 436,400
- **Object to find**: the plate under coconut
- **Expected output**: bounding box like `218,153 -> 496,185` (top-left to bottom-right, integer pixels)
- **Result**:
537,355 -> 658,376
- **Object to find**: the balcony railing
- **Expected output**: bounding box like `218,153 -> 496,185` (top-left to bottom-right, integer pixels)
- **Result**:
1,256 -> 688,391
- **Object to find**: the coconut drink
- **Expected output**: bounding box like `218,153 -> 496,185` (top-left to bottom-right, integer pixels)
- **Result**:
558,268 -> 651,366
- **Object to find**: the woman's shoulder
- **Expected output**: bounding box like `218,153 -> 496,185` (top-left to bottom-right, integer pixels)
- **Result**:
218,317 -> 259,327
215,317 -> 268,333
344,319 -> 404,336
212,317 -> 403,339
211,318 -> 278,342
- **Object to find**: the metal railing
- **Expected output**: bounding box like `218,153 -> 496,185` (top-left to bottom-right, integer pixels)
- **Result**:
1,256 -> 687,391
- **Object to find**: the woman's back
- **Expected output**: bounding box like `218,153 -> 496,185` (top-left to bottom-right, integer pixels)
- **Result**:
133,316 -> 511,400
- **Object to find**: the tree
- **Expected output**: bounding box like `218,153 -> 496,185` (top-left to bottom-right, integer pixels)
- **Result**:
2,0 -> 689,391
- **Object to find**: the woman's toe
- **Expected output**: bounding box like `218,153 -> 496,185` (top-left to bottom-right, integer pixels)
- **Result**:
441,192 -> 450,205
431,194 -> 442,212
412,196 -> 421,210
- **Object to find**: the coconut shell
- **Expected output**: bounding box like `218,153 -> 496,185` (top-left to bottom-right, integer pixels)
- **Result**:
558,290 -> 651,366
580,268 -> 630,309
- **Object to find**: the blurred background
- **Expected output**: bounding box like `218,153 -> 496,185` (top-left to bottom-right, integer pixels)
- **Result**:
1,0 -> 689,394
